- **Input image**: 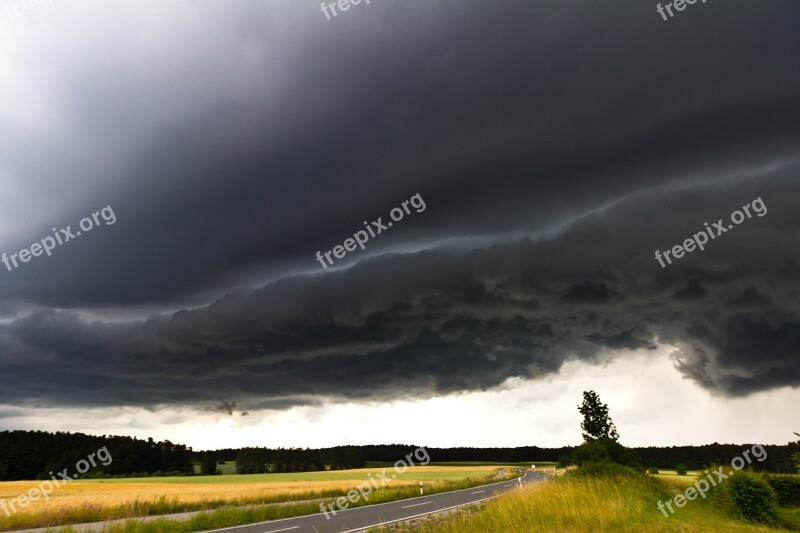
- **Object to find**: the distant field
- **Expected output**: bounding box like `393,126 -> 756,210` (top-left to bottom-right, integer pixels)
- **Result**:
0,465 -> 506,532
83,465 -> 498,484
366,461 -> 556,468
193,461 -> 237,475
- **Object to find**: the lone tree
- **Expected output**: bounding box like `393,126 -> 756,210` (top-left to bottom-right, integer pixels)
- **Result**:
578,390 -> 619,442
571,390 -> 638,468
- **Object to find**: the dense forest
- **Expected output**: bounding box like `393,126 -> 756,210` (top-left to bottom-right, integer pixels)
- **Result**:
211,442 -> 800,473
0,430 -> 193,481
1,430 -> 797,481
230,446 -> 366,474
634,443 -> 799,473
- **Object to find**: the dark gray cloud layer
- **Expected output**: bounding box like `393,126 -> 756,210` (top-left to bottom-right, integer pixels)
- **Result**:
0,0 -> 798,410
0,170 -> 797,409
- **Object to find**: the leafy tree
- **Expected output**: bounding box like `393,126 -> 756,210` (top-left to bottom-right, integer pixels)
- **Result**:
793,432 -> 800,473
201,454 -> 220,475
675,464 -> 688,475
235,448 -> 268,474
578,390 -> 619,442
572,438 -> 640,468
572,391 -> 638,468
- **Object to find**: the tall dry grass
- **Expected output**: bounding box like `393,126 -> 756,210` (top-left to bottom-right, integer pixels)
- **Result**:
0,472 -> 498,531
398,465 -> 788,533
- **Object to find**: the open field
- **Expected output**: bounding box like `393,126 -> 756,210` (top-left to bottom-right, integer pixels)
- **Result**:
85,466 -> 497,485
369,467 -> 800,533
365,461 -> 557,469
0,466 -> 508,531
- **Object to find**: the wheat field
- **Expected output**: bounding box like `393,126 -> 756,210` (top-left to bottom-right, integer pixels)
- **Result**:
0,466 -> 502,531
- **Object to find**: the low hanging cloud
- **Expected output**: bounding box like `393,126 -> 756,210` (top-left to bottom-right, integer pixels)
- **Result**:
0,168 -> 797,411
0,1 -> 798,418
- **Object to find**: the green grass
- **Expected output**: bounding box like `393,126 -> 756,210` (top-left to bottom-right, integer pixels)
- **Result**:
53,501 -> 323,533
83,468 -> 494,485
780,508 -> 800,530
365,461 -> 555,468
370,465 -> 799,533
426,462 -> 556,467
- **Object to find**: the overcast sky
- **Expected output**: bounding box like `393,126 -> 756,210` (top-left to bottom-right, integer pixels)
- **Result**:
0,0 -> 798,450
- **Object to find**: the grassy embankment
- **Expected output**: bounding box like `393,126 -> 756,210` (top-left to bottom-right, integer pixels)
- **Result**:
370,465 -> 800,532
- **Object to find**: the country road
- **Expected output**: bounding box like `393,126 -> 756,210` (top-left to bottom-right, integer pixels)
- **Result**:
201,470 -> 549,533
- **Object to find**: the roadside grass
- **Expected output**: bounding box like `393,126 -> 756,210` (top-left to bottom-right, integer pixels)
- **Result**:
0,468 -> 507,532
780,508 -> 800,529
370,465 -> 799,533
48,476 -> 504,533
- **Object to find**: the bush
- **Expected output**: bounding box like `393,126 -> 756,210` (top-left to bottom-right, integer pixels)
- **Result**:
571,438 -> 641,468
675,464 -> 688,476
764,474 -> 800,507
647,468 -> 659,474
557,455 -> 573,469
711,470 -> 779,524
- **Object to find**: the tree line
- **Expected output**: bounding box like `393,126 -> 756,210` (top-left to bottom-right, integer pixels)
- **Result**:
0,430 -> 194,481
228,446 -> 366,474
2,428 -> 797,481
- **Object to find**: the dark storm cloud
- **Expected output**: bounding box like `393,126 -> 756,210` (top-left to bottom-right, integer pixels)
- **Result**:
0,0 -> 799,310
0,170 -> 797,408
0,0 -> 798,411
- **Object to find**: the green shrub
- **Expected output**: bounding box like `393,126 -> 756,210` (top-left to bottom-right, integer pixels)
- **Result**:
647,467 -> 659,474
557,455 -> 573,469
675,464 -> 687,476
764,474 -> 800,507
711,470 -> 779,524
571,438 -> 640,468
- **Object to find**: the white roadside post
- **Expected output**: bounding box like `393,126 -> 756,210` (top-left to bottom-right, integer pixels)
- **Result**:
419,481 -> 423,495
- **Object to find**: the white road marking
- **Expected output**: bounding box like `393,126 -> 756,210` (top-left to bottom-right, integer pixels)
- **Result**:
402,501 -> 434,509
203,474 -> 545,533
471,490 -> 485,494
264,527 -> 300,533
340,496 -> 499,533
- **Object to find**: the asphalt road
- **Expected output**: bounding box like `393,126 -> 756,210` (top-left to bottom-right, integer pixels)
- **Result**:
201,470 -> 549,533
